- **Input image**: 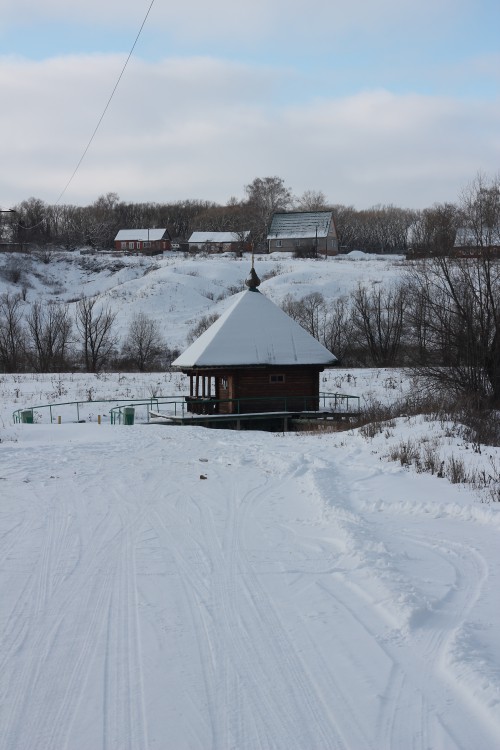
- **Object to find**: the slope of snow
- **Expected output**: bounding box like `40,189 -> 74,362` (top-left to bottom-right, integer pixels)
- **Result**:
0,250 -> 406,348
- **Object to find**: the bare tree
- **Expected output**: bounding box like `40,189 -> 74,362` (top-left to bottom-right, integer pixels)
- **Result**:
351,283 -> 407,365
0,292 -> 26,372
25,301 -> 73,372
322,296 -> 355,363
459,172 -> 500,248
245,176 -> 293,246
83,192 -> 121,248
410,203 -> 458,257
331,204 -> 358,253
13,197 -> 50,245
75,296 -> 117,372
295,190 -> 328,211
406,253 -> 500,405
281,292 -> 325,340
187,313 -> 219,344
280,292 -> 354,362
330,204 -> 418,255
122,312 -> 164,371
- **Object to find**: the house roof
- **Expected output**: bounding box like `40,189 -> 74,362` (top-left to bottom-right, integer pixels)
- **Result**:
173,287 -> 337,368
267,211 -> 334,240
188,231 -> 250,244
115,229 -> 169,242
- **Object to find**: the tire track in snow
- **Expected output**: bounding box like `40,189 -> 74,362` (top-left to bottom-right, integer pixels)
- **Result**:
337,510 -> 496,749
0,476 -> 151,750
0,558 -> 115,750
311,452 -> 498,749
383,531 -> 495,750
233,466 -> 372,750
103,519 -> 148,750
0,481 -> 79,667
0,514 -> 32,569
0,487 -> 80,746
149,504 -> 221,749
309,455 -> 439,748
148,461 -> 347,749
188,464 -> 347,749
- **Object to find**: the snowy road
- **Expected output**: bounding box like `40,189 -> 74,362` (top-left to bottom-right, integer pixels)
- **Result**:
0,423 -> 499,749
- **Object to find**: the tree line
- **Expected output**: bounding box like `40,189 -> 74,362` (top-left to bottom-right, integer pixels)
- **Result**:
0,294 -> 178,374
2,172 -> 499,255
282,251 -> 500,408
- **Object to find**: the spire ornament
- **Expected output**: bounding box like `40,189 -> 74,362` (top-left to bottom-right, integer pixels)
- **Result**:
245,243 -> 260,289
245,266 -> 261,290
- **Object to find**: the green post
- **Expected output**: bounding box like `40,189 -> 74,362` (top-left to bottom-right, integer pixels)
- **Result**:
21,410 -> 33,424
123,406 -> 135,425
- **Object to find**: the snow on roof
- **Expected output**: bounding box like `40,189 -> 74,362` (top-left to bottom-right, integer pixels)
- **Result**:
115,229 -> 169,241
188,231 -> 250,243
267,211 -> 333,240
173,288 -> 337,368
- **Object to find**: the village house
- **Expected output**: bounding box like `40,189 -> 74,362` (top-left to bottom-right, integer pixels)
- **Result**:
187,231 -> 251,254
114,229 -> 171,255
267,211 -> 339,256
453,227 -> 500,257
172,266 -> 337,420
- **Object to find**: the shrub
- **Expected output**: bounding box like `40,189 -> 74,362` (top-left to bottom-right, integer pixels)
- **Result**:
445,455 -> 467,484
187,313 -> 219,344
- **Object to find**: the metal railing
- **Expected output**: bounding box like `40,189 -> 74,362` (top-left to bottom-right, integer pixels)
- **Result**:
12,397 -> 162,425
110,392 -> 361,423
13,392 -> 361,426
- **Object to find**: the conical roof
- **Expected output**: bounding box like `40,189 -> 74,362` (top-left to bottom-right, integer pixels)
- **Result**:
173,288 -> 337,368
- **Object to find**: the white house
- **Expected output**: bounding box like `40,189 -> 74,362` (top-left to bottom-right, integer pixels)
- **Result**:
187,231 -> 251,253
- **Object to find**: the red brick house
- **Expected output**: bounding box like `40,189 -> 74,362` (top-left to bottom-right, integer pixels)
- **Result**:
114,229 -> 171,254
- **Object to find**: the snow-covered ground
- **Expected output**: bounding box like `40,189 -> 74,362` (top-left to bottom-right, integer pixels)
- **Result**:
1,253 -> 500,748
1,371 -> 500,750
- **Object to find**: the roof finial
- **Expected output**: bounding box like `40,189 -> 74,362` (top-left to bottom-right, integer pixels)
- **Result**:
245,249 -> 261,290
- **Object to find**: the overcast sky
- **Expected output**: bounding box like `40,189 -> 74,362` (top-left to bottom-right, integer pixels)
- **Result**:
0,0 -> 499,210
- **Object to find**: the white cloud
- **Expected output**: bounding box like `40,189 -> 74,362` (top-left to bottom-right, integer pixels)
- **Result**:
0,54 -> 499,209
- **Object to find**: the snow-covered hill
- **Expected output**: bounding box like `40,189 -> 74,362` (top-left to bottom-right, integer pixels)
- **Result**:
0,249 -> 405,347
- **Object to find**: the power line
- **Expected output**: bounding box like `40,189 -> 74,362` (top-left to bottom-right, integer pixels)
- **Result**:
11,0 -> 156,233
54,0 -> 156,206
